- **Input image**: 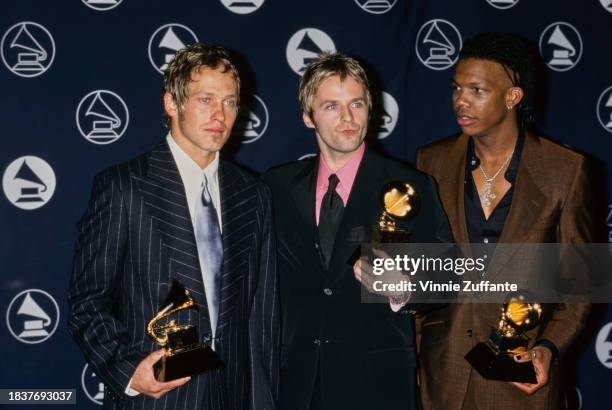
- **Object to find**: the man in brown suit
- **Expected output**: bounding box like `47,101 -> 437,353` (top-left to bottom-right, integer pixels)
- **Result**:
415,33 -> 597,409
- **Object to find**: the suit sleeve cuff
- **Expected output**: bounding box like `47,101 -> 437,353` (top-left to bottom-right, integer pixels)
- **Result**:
389,292 -> 412,312
534,339 -> 559,362
125,377 -> 140,397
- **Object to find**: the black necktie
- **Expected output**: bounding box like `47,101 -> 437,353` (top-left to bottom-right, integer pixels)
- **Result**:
318,174 -> 344,268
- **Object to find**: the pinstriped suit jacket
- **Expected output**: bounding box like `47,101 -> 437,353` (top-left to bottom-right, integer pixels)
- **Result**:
68,140 -> 279,410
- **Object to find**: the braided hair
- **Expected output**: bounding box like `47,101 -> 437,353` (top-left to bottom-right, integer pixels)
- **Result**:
459,32 -> 535,131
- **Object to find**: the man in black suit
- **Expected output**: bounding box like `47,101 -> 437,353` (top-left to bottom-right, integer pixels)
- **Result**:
263,53 -> 450,410
68,43 -> 278,410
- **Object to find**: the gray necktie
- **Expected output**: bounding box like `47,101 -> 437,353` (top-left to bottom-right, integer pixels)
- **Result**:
194,174 -> 223,336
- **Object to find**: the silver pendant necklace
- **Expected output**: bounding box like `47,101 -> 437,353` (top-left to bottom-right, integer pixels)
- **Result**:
478,151 -> 513,208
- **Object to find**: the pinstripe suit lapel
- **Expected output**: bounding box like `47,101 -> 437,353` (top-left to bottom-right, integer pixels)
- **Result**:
216,161 -> 253,337
136,140 -> 212,336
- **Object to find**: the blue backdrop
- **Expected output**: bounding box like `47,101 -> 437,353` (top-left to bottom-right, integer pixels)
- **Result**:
2,0 -> 611,408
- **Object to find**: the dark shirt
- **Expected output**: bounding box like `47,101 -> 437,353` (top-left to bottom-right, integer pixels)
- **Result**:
463,133 -> 559,359
464,133 -> 524,245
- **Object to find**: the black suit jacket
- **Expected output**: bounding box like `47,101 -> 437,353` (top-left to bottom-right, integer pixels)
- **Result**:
263,147 -> 450,410
68,140 -> 279,410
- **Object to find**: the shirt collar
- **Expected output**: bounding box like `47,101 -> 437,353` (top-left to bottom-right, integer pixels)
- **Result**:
317,143 -> 365,198
466,132 -> 524,183
167,132 -> 219,183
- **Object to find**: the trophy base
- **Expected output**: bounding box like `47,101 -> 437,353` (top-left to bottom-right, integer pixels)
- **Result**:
371,227 -> 411,243
154,345 -> 226,382
465,342 -> 537,383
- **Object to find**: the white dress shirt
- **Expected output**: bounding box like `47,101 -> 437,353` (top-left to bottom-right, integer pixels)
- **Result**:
166,133 -> 222,232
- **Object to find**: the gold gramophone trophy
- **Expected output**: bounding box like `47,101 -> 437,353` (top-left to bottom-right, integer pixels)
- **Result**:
148,279 -> 225,382
372,181 -> 420,243
465,293 -> 543,383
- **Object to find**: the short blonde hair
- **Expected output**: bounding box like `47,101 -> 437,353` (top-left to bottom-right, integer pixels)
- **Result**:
162,43 -> 240,127
299,52 -> 371,118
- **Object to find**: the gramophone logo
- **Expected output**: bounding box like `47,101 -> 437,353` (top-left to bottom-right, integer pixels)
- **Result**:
595,322 -> 612,369
600,0 -> 612,13
539,22 -> 583,72
232,95 -> 269,144
148,24 -> 198,74
485,0 -> 519,10
6,289 -> 60,344
81,363 -> 105,405
286,28 -> 336,76
81,0 -> 123,11
354,0 -> 398,14
597,86 -> 612,133
415,19 -> 462,71
76,90 -> 129,144
3,156 -> 56,210
373,91 -> 399,140
298,153 -> 317,160
220,0 -> 265,14
1,22 -> 55,78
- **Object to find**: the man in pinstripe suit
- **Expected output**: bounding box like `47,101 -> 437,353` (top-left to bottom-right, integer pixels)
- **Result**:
68,43 -> 279,409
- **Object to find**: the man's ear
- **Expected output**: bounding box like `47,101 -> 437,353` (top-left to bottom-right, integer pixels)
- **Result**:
506,86 -> 524,109
163,92 -> 179,119
302,111 -> 315,129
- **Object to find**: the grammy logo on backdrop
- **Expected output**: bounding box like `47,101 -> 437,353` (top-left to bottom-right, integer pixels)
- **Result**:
546,25 -> 577,67
220,0 -> 265,14
84,92 -> 122,141
421,21 -> 456,67
415,19 -> 462,71
148,24 -> 198,74
13,160 -> 47,203
295,31 -> 324,73
1,22 -> 55,78
16,292 -> 53,338
231,95 -> 269,144
158,27 -> 186,71
539,22 -> 582,72
76,90 -> 129,145
286,28 -> 336,75
8,24 -> 47,74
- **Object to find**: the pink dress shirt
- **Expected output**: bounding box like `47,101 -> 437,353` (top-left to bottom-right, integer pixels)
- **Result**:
315,144 -> 365,225
314,144 -> 409,311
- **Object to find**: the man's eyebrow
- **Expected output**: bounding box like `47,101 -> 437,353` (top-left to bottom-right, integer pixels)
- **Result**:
318,99 -> 338,106
190,92 -> 238,98
452,79 -> 486,86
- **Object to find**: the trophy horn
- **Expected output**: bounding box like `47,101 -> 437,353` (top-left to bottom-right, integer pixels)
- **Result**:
501,291 -> 543,335
147,280 -> 197,346
379,181 -> 420,230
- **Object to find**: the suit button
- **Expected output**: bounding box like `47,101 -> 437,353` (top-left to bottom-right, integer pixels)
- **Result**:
466,329 -> 473,337
323,288 -> 333,296
315,243 -> 319,249
313,339 -> 321,345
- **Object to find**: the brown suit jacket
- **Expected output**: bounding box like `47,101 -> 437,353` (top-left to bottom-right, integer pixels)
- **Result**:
415,132 -> 596,410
